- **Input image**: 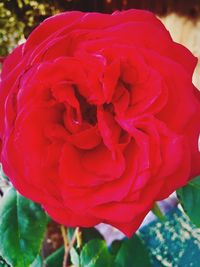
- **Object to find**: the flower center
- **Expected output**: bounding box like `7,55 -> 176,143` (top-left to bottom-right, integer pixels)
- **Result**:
74,86 -> 97,126
103,103 -> 115,115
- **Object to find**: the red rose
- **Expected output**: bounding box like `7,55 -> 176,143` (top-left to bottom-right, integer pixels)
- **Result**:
0,10 -> 200,236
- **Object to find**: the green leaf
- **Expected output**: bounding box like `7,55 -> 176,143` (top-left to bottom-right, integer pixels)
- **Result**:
0,188 -> 49,267
30,255 -> 43,267
151,202 -> 166,222
0,256 -> 10,267
44,245 -> 80,267
67,227 -> 75,240
115,235 -> 152,267
80,239 -> 114,267
67,227 -> 103,245
44,246 -> 64,267
47,227 -> 103,267
81,228 -> 104,244
70,247 -> 80,266
177,175 -> 200,227
110,240 -> 122,255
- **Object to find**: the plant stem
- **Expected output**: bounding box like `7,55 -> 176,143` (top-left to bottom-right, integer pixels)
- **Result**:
60,225 -> 69,249
60,226 -> 80,267
60,225 -> 69,267
76,227 -> 82,248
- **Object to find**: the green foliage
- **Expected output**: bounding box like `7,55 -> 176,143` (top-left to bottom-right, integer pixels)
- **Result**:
0,2 -> 24,56
110,240 -> 122,255
152,202 -> 166,221
81,227 -> 104,244
0,0 -> 60,56
0,186 -> 157,267
44,246 -> 64,267
0,188 -> 49,267
115,235 -> 152,267
44,245 -> 80,267
0,256 -> 10,267
177,175 -> 200,227
30,256 -> 43,267
45,227 -> 104,267
80,239 -> 115,267
67,227 -> 104,244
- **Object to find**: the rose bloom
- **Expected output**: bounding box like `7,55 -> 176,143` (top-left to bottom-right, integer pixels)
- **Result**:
0,10 -> 200,236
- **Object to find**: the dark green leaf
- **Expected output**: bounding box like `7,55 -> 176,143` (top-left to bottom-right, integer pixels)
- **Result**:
0,188 -> 49,267
67,227 -> 104,246
30,255 -> 43,267
115,235 -> 152,267
177,175 -> 200,227
81,228 -> 104,244
80,239 -> 114,267
67,227 -> 75,241
151,202 -> 166,222
110,240 -> 122,255
44,246 -> 64,267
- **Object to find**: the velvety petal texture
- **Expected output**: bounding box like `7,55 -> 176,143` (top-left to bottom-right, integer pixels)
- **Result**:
0,9 -> 200,237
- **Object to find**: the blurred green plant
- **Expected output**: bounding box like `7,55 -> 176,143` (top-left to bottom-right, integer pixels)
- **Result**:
0,2 -> 24,56
0,0 -> 62,56
0,0 -> 109,56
